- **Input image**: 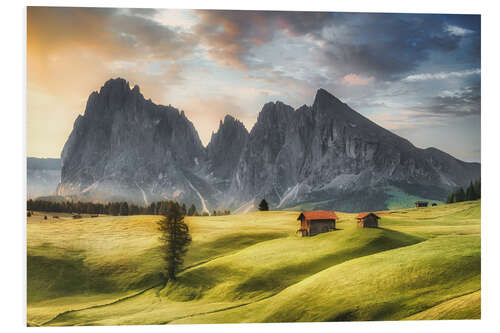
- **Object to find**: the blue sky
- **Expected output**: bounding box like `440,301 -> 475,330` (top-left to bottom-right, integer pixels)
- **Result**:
27,8 -> 481,161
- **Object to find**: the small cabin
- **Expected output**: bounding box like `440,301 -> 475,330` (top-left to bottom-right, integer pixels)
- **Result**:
297,211 -> 337,237
415,201 -> 429,208
356,212 -> 380,228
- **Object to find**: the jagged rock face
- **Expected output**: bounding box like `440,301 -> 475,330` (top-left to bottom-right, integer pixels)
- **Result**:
229,89 -> 480,211
56,79 -> 480,212
206,115 -> 249,186
230,102 -> 296,201
57,78 -> 209,208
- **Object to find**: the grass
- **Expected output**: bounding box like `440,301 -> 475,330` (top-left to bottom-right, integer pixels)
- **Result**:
27,201 -> 481,325
404,290 -> 481,320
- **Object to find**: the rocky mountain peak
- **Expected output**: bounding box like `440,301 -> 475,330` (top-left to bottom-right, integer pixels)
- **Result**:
56,80 -> 480,212
102,77 -> 130,89
218,114 -> 245,130
99,77 -> 133,97
83,78 -> 145,119
254,101 -> 294,129
58,78 -> 207,206
313,88 -> 346,113
223,114 -> 236,122
207,114 -> 249,183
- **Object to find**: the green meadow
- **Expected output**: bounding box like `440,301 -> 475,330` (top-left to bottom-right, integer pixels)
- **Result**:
27,201 -> 481,326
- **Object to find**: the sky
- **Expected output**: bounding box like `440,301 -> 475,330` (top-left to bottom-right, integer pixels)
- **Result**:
27,7 -> 481,162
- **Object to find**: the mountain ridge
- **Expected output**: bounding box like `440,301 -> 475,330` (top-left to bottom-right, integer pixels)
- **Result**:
54,78 -> 480,212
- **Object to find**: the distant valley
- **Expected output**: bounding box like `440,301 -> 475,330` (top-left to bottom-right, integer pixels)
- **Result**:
27,157 -> 61,199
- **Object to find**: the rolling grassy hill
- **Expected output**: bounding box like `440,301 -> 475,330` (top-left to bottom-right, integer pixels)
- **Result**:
27,201 -> 481,326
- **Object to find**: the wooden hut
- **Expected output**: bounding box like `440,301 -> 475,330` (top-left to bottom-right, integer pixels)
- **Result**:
356,212 -> 380,228
297,211 -> 337,237
414,201 -> 429,208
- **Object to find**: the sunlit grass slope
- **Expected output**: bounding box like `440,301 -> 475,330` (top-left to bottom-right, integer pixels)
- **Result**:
27,211 -> 294,325
27,201 -> 480,326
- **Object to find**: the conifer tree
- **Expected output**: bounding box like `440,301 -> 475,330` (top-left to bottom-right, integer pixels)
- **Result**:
447,192 -> 454,204
187,204 -> 197,216
109,202 -> 120,216
474,179 -> 481,199
119,202 -> 129,216
258,199 -> 269,211
159,201 -> 169,216
157,202 -> 192,281
466,182 -> 476,201
456,187 -> 466,202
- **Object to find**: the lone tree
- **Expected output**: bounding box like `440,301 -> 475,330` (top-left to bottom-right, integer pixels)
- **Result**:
258,199 -> 269,211
157,202 -> 192,281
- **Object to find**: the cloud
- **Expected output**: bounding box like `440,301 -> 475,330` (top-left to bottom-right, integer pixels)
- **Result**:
27,7 -> 198,95
193,10 -> 333,70
26,8 -> 481,161
369,109 -> 443,131
315,13 -> 472,81
28,7 -> 196,62
445,24 -> 474,36
246,69 -> 316,104
403,69 -> 481,82
342,74 -> 374,85
417,83 -> 481,117
27,7 -> 200,156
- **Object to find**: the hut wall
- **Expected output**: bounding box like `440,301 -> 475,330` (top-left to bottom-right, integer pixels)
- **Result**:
309,219 -> 335,236
358,215 -> 378,228
363,215 -> 378,228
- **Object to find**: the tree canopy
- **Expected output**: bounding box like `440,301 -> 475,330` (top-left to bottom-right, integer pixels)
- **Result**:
258,199 -> 269,211
157,202 -> 192,281
446,178 -> 481,204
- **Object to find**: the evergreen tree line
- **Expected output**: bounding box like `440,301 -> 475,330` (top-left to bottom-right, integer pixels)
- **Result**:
211,210 -> 231,216
26,199 -> 231,217
446,178 -> 481,204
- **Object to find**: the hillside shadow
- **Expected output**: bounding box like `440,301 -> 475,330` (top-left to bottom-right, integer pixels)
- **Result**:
28,244 -> 123,303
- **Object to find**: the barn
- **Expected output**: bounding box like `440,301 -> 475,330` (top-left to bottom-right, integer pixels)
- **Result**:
356,212 -> 380,228
297,211 -> 337,237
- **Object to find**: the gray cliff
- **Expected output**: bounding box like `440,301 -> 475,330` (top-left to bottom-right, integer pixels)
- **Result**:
56,80 -> 480,212
228,89 -> 480,212
57,78 -> 210,211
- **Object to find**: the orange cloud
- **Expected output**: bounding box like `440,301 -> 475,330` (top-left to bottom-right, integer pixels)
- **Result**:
26,7 -> 197,157
193,10 -> 331,71
341,73 -> 375,85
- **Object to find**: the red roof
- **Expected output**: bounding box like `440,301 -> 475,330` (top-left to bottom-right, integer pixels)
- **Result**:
357,212 -> 380,219
298,210 -> 338,220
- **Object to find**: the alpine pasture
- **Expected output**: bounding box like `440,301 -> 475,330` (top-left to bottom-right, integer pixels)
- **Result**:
27,201 -> 481,326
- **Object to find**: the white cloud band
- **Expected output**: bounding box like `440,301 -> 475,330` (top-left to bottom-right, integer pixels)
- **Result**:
403,69 -> 481,82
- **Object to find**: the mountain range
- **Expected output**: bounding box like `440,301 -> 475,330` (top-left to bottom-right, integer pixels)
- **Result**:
49,78 -> 480,212
27,157 -> 61,199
